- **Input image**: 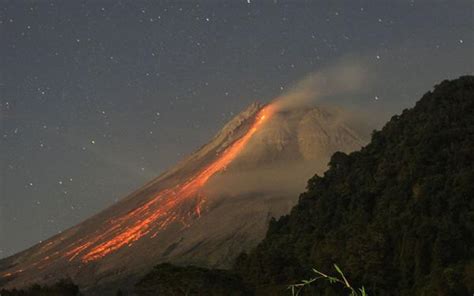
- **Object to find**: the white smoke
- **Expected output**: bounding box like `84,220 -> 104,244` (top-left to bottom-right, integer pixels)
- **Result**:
272,57 -> 370,112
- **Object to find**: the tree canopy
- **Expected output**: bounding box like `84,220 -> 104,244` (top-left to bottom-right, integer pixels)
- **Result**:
234,76 -> 474,295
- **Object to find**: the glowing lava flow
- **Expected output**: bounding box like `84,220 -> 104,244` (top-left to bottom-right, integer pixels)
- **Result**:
64,104 -> 275,263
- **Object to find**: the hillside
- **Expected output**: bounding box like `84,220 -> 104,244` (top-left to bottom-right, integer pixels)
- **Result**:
234,76 -> 474,295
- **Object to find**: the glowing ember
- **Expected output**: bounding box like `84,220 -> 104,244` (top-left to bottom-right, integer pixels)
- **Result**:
61,104 -> 275,263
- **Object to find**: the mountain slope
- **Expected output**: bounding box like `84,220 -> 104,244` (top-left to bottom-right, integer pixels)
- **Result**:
233,76 -> 474,295
0,101 -> 365,294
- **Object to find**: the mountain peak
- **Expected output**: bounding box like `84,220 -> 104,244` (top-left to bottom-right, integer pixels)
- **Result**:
0,99 -> 367,294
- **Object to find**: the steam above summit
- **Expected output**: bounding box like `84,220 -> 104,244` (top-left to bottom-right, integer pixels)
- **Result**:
272,58 -> 369,112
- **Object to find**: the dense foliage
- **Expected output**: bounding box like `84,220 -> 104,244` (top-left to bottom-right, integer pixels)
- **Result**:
134,263 -> 251,296
234,76 -> 474,295
0,279 -> 80,296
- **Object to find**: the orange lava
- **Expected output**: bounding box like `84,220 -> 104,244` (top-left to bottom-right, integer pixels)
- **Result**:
63,104 -> 275,262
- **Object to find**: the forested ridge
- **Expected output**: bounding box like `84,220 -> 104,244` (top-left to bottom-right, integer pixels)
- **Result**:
234,76 -> 474,295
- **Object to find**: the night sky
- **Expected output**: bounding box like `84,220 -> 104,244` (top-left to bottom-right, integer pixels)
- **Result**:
1,0 -> 472,258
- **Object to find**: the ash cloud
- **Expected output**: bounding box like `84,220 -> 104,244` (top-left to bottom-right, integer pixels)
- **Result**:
272,57 -> 371,112
270,57 -> 376,140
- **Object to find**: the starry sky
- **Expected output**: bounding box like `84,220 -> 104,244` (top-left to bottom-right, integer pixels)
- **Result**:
1,0 -> 472,258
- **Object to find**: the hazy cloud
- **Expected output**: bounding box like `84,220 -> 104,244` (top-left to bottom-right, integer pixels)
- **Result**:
272,57 -> 371,112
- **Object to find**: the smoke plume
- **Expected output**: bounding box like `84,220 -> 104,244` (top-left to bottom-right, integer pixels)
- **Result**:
272,57 -> 370,112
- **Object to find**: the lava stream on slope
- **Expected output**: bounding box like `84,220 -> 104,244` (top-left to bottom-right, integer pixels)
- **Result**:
63,104 -> 275,263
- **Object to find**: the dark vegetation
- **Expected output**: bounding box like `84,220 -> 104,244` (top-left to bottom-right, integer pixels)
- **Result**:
133,263 -> 251,296
133,76 -> 474,295
0,279 -> 80,296
234,76 -> 474,295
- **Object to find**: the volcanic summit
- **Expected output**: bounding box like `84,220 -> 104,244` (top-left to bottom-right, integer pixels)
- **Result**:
0,101 -> 366,294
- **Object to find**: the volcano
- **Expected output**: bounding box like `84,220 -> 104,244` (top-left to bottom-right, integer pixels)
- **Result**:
0,102 -> 366,294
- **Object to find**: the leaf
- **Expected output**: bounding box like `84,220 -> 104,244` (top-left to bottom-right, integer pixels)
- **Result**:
333,264 -> 351,288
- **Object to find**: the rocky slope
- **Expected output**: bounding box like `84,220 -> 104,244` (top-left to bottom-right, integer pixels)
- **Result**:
0,102 -> 366,295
